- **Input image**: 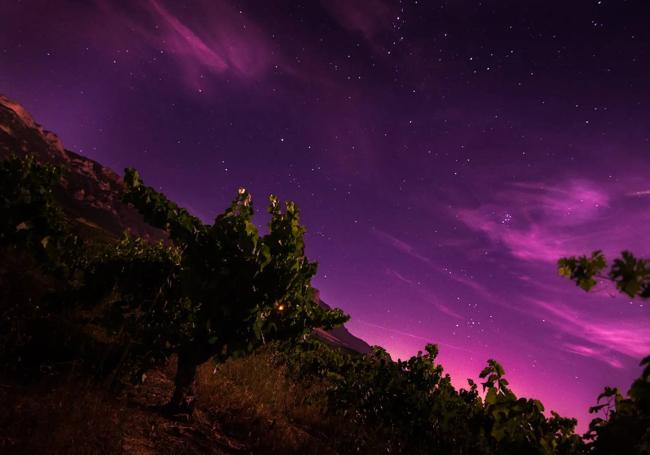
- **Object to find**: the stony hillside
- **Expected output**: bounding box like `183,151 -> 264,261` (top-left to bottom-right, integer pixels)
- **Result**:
0,95 -> 163,242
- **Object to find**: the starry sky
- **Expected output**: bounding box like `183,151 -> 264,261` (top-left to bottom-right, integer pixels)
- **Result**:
2,0 -> 649,431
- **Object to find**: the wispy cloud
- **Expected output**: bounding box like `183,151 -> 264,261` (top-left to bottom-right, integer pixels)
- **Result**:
444,270 -> 497,302
384,267 -> 415,285
372,228 -> 431,264
431,300 -> 464,320
524,297 -> 650,366
321,0 -> 396,48
97,0 -> 290,89
561,343 -> 623,369
383,267 -> 465,320
355,319 -> 474,354
457,179 -> 611,262
628,189 -> 650,197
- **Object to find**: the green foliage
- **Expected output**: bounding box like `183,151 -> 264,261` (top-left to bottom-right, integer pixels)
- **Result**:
281,340 -> 583,454
0,155 -> 85,372
114,168 -> 348,408
477,358 -> 583,454
123,168 -> 204,244
583,356 -> 650,454
559,249 -> 650,453
120,168 -> 348,353
610,252 -> 650,298
558,250 -> 650,298
79,235 -> 186,373
558,251 -> 607,292
0,155 -> 79,271
479,358 -> 512,402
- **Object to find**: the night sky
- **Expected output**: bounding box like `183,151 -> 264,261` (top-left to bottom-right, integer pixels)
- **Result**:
2,0 -> 649,430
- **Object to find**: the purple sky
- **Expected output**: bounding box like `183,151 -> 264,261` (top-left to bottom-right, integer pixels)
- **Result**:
2,0 -> 649,431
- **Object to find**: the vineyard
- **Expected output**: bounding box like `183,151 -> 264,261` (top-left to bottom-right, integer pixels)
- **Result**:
1,153 -> 648,454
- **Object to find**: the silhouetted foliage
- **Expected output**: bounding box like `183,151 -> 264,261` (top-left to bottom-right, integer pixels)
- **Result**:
280,340 -> 584,454
560,252 -> 650,454
0,155 -> 80,272
88,168 -> 350,413
559,250 -> 650,298
0,156 -> 84,373
578,356 -> 650,454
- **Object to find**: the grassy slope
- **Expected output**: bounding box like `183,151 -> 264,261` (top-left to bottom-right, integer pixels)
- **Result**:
1,348 -> 346,454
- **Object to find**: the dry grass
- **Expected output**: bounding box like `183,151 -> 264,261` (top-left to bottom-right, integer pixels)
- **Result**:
0,369 -> 245,455
1,344 -> 353,454
0,379 -> 124,455
196,347 -> 339,454
0,349 -> 340,455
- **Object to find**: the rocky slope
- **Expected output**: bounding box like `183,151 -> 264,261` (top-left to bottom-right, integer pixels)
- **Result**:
314,296 -> 370,353
0,94 -> 163,242
0,94 -> 369,354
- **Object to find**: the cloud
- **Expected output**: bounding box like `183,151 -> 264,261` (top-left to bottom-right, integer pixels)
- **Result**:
384,267 -> 415,285
628,189 -> 650,197
372,228 -> 431,264
450,176 -> 649,368
321,0 -> 396,44
525,297 -> 650,366
375,231 -> 495,307
561,343 -> 623,369
457,179 -> 611,262
444,269 -> 497,302
431,300 -> 464,320
511,181 -> 609,224
96,0 -> 288,89
355,319 -> 474,354
458,209 -> 567,262
384,266 -> 465,320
